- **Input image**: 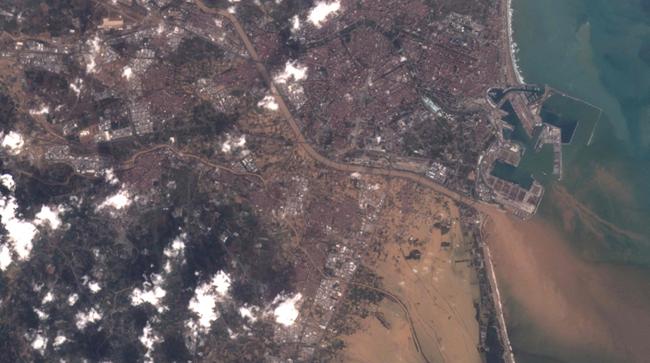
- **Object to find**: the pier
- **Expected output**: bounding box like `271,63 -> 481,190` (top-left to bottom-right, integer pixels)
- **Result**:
536,124 -> 563,180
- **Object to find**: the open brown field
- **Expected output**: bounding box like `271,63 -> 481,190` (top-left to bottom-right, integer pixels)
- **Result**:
337,181 -> 481,363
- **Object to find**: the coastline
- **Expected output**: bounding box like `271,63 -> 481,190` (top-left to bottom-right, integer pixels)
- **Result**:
484,208 -> 650,363
481,219 -> 516,363
460,205 -> 516,363
506,0 -> 525,85
471,1 -> 528,361
488,0 -> 650,361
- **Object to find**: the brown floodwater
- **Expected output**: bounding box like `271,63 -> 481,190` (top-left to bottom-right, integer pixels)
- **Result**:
485,210 -> 650,363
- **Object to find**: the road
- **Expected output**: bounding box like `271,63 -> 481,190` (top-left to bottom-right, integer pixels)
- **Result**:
195,1 -> 496,217
295,236 -> 434,363
119,143 -> 267,186
195,4 -> 513,363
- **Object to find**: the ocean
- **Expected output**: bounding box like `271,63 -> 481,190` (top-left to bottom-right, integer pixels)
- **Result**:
502,0 -> 650,362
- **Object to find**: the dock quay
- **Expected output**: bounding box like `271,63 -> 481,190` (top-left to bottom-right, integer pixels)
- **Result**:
536,124 -> 563,180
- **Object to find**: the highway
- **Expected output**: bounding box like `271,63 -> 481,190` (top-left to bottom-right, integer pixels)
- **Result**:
195,1 -> 496,217
194,4 -> 513,363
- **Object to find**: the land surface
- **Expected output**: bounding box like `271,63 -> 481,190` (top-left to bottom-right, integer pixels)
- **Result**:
0,0 -> 524,362
338,181 -> 481,363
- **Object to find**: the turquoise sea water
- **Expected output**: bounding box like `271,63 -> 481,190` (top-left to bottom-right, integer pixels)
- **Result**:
509,0 -> 650,361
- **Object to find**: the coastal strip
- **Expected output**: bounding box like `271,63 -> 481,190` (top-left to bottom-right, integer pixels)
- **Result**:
460,206 -> 516,363
481,216 -> 516,363
506,0 -> 525,84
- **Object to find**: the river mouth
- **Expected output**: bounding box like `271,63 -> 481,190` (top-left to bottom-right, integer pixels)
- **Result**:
498,0 -> 650,361
486,210 -> 650,363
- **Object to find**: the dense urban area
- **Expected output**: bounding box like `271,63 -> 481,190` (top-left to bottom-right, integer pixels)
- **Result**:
0,0 -> 572,362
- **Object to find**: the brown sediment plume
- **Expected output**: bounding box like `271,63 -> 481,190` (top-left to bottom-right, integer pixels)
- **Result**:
484,210 -> 650,362
551,185 -> 644,242
592,166 -> 635,205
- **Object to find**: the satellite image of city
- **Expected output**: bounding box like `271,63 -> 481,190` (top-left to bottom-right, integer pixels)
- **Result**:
1,0 -> 650,362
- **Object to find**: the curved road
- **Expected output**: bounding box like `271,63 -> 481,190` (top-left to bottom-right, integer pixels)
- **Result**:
196,1 -> 496,216
195,4 -> 512,363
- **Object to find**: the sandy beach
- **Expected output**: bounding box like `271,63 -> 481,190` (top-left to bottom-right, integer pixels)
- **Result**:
485,210 -> 650,362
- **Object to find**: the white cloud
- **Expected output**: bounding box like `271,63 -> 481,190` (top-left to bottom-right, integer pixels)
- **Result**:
308,1 -> 341,28
0,174 -> 18,271
130,274 -> 167,314
164,233 -> 186,259
75,307 -> 102,330
69,79 -> 82,96
0,192 -> 37,263
273,292 -> 302,327
81,275 -> 101,294
187,271 -> 231,329
42,291 -> 54,304
34,205 -> 63,230
29,106 -> 49,116
85,36 -> 101,74
67,293 -> 79,306
104,168 -> 119,185
1,131 -> 24,155
140,322 -> 161,362
53,335 -> 67,348
221,134 -> 247,154
97,187 -> 132,211
34,307 -> 48,320
239,306 -> 258,322
274,61 -> 308,84
30,332 -> 48,354
88,281 -> 101,294
122,66 -> 133,80
163,233 -> 186,273
221,140 -> 232,153
1,174 -> 15,191
0,244 -> 12,271
258,95 -> 279,111
291,15 -> 301,31
156,22 -> 166,35
234,135 -> 246,148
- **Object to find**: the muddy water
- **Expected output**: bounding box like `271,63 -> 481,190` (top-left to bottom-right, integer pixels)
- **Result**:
486,211 -> 650,363
491,0 -> 650,361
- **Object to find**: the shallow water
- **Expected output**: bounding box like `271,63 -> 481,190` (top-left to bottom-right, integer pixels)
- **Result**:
503,0 -> 650,361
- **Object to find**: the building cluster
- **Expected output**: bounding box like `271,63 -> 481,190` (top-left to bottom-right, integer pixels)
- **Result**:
278,176 -> 308,219
268,1 -> 500,201
425,161 -> 450,184
13,40 -> 70,74
130,100 -> 154,135
44,144 -> 110,176
169,3 -> 247,58
295,244 -> 358,360
240,155 -> 258,173
273,178 -> 385,361
194,79 -> 240,113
